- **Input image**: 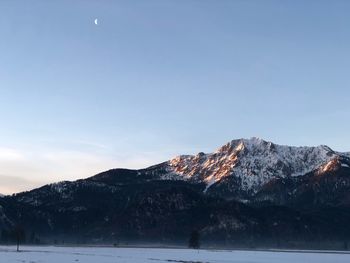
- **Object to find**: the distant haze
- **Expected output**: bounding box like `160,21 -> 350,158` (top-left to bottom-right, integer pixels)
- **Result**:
0,1 -> 349,194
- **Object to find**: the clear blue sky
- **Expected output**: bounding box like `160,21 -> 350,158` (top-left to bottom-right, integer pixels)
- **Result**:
0,0 -> 349,193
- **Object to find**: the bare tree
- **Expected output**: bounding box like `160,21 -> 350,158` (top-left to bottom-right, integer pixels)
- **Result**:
14,225 -> 26,252
188,230 -> 200,249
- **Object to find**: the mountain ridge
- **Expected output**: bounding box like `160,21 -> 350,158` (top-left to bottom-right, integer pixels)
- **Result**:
162,137 -> 349,195
3,137 -> 349,197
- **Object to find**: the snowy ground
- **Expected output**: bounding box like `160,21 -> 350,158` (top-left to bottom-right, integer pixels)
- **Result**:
0,246 -> 350,263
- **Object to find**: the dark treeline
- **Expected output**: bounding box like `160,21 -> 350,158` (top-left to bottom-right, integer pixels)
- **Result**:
0,227 -> 40,246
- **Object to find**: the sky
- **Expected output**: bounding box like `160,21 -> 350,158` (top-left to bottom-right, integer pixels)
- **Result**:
0,0 -> 350,194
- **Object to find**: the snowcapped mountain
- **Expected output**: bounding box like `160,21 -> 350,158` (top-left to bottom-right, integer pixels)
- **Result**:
164,137 -> 349,194
0,138 -> 350,246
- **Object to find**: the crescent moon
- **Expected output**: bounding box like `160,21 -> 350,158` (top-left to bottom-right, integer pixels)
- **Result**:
94,19 -> 98,25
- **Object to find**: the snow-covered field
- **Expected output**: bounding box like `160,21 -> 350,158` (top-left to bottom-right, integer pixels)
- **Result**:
0,246 -> 349,263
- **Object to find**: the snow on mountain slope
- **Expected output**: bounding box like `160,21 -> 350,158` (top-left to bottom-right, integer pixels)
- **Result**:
342,152 -> 350,158
165,138 -> 345,192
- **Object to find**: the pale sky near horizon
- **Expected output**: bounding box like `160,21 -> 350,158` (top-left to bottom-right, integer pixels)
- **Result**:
1,0 -> 350,194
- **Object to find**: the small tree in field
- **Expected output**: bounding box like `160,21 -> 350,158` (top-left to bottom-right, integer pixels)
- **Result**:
188,230 -> 200,249
14,225 -> 26,252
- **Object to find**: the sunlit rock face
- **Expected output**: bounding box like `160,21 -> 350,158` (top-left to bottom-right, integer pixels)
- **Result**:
166,137 -> 346,195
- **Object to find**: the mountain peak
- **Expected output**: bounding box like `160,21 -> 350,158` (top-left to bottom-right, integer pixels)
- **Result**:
167,138 -> 342,192
215,137 -> 269,154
